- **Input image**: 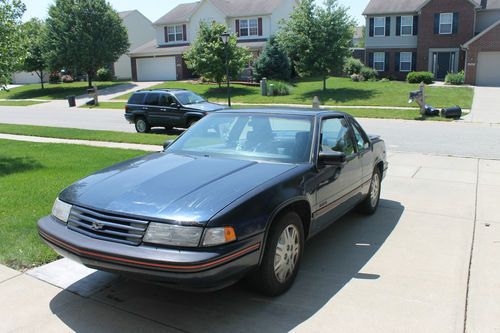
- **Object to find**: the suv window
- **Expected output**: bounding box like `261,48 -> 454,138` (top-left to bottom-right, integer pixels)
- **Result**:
159,94 -> 176,106
128,93 -> 146,105
145,93 -> 160,106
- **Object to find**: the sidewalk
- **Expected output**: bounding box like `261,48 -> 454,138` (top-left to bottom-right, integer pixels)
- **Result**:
0,152 -> 499,333
463,86 -> 500,124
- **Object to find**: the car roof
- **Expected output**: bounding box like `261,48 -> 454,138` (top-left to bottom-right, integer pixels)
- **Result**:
134,89 -> 188,94
216,108 -> 349,117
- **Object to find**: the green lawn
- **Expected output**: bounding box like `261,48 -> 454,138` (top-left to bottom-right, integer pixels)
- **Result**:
0,81 -> 126,100
0,123 -> 175,145
0,100 -> 48,106
0,139 -> 146,269
114,77 -> 474,109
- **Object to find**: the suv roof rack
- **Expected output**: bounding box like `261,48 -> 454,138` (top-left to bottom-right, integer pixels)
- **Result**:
137,88 -> 187,92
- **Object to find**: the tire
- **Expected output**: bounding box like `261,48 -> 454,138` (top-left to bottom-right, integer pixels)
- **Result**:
135,117 -> 151,133
187,118 -> 199,128
358,167 -> 382,215
249,211 -> 304,296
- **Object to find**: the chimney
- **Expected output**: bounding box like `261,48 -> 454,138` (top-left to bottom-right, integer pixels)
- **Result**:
481,0 -> 487,9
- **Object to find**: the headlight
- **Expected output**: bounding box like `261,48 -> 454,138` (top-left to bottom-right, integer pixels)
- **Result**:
202,227 -> 237,246
143,223 -> 203,247
52,198 -> 72,223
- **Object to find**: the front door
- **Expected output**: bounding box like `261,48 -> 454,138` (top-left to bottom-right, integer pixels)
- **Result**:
434,52 -> 452,80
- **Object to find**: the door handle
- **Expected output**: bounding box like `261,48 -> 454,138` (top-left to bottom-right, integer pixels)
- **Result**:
161,109 -> 166,111
142,107 -> 148,110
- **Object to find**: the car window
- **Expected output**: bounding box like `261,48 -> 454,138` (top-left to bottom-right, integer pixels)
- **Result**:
145,93 -> 159,106
168,114 -> 314,163
351,120 -> 370,151
320,117 -> 355,155
174,91 -> 206,105
159,94 -> 176,107
128,93 -> 146,104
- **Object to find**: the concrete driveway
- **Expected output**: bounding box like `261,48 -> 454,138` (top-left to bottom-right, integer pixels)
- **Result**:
1,152 -> 498,333
464,86 -> 500,124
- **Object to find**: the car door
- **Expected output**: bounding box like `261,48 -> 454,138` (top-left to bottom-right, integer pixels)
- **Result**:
349,117 -> 374,193
312,116 -> 363,232
143,93 -> 161,125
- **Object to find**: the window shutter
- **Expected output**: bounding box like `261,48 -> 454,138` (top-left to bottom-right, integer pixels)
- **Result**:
412,52 -> 417,71
369,18 -> 374,37
385,17 -> 391,36
385,52 -> 390,71
368,52 -> 374,68
413,15 -> 419,35
434,14 -> 439,34
258,17 -> 263,36
235,19 -> 240,37
395,52 -> 400,71
396,16 -> 401,36
182,24 -> 187,41
452,13 -> 459,34
164,26 -> 168,42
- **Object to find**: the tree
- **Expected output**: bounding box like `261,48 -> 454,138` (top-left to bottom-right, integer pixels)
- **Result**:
0,0 -> 26,89
253,36 -> 291,81
184,21 -> 251,87
45,0 -> 129,87
277,0 -> 355,91
21,18 -> 48,89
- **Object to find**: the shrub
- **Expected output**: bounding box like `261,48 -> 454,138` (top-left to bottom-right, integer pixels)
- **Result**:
359,66 -> 378,81
254,36 -> 291,81
445,71 -> 465,85
344,57 -> 364,75
49,72 -> 61,84
96,67 -> 113,81
61,75 -> 74,83
267,80 -> 292,96
380,78 -> 390,82
350,74 -> 361,82
407,71 -> 434,84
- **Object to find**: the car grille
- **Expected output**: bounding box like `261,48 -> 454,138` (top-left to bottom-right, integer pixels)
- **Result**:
67,206 -> 149,246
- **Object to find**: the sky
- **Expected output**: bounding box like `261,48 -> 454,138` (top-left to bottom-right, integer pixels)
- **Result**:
20,0 -> 368,25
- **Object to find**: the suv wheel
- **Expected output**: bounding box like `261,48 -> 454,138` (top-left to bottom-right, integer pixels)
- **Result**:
135,117 -> 151,133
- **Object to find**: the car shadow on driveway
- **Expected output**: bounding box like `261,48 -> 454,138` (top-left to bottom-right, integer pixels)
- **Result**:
49,200 -> 404,333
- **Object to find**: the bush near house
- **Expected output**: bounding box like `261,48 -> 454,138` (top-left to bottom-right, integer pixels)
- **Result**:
344,57 -> 364,76
267,80 -> 292,96
359,66 -> 378,81
445,71 -> 465,85
407,71 -> 434,84
96,67 -> 113,81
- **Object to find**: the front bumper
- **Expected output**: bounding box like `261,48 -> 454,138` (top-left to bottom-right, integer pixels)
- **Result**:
38,216 -> 263,290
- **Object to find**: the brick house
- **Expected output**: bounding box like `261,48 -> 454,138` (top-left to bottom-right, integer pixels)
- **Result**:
363,0 -> 500,85
129,0 -> 297,82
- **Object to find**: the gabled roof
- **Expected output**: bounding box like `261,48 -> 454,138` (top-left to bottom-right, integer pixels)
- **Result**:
118,10 -> 135,19
481,0 -> 500,9
154,2 -> 201,25
363,0 -> 481,15
462,19 -> 500,47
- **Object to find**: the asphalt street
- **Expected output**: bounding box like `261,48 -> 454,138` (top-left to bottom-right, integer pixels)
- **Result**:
1,105 -> 500,159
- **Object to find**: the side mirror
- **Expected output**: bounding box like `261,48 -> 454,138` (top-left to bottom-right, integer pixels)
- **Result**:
163,139 -> 174,150
318,150 -> 346,166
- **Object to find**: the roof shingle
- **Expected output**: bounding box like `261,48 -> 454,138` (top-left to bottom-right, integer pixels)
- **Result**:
362,0 -> 482,15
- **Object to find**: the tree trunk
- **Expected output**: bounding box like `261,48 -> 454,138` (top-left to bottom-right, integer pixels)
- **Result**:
87,71 -> 93,87
323,75 -> 327,91
37,70 -> 44,89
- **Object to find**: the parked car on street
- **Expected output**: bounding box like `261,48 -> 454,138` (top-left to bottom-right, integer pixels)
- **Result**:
38,109 -> 388,296
124,88 -> 226,133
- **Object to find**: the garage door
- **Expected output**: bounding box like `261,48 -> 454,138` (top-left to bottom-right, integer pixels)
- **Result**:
136,57 -> 176,81
476,52 -> 500,86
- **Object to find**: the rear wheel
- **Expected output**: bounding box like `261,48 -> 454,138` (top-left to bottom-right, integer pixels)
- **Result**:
358,167 -> 381,215
249,211 -> 304,296
135,117 -> 151,133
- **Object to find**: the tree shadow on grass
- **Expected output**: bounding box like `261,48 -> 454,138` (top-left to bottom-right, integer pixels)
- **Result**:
301,87 -> 377,104
0,156 -> 44,177
205,86 -> 258,99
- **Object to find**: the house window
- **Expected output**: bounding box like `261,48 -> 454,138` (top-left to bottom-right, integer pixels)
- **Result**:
439,13 -> 453,34
400,52 -> 412,72
374,17 -> 385,36
401,16 -> 413,36
373,52 -> 385,71
239,18 -> 258,37
167,25 -> 183,42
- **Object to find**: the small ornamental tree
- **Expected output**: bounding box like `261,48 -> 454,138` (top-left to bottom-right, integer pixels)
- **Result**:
278,0 -> 355,91
184,21 -> 251,87
0,0 -> 26,88
45,0 -> 129,87
253,36 -> 291,81
21,18 -> 48,89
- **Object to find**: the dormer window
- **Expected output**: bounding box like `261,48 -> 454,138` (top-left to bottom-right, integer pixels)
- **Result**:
166,25 -> 184,42
239,18 -> 259,37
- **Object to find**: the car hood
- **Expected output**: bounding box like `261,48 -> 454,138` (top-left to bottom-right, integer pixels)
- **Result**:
60,153 -> 296,224
186,102 -> 226,112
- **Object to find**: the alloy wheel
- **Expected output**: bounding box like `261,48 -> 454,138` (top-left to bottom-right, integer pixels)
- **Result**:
273,224 -> 300,283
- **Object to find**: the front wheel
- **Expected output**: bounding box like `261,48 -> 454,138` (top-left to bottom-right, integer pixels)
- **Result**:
134,117 -> 151,133
358,167 -> 381,215
249,211 -> 304,296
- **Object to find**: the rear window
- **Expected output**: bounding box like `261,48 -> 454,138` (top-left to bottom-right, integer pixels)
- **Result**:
145,93 -> 160,106
128,93 -> 146,104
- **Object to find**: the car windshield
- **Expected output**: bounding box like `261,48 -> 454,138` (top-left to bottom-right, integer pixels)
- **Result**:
167,113 -> 314,163
174,91 -> 206,105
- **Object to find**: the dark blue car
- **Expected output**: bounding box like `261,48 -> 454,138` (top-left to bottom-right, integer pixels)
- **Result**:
38,109 -> 388,296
